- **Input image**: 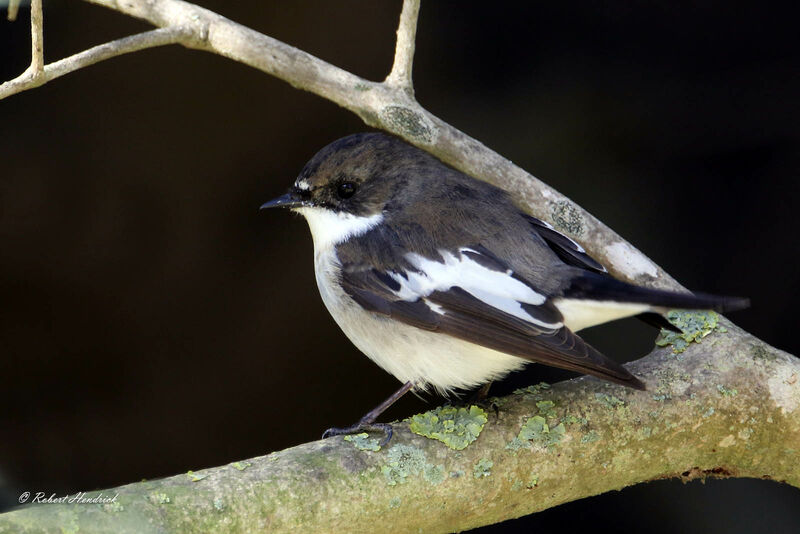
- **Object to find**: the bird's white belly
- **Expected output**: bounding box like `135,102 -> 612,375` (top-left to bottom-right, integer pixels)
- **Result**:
313,248 -> 525,394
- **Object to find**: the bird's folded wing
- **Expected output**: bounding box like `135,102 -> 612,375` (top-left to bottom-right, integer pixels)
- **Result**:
523,214 -> 607,273
339,247 -> 644,389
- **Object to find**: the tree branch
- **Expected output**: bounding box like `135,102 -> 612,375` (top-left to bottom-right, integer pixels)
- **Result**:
6,0 -> 21,22
29,0 -> 43,73
0,26 -> 187,99
1,325 -> 797,533
35,0 -> 672,290
385,0 -> 420,94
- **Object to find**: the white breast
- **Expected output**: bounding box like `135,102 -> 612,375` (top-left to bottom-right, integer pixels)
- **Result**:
311,247 -> 526,394
295,207 -> 383,250
296,206 -> 532,393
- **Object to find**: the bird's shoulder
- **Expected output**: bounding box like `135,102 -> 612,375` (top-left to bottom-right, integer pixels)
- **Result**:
334,196 -> 596,299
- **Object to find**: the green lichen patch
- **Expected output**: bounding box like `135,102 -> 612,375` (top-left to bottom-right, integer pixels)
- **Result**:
388,497 -> 402,509
656,310 -> 724,354
551,200 -> 585,236
103,501 -> 124,513
148,493 -> 171,505
505,437 -> 529,452
473,458 -> 493,479
594,393 -> 626,409
536,400 -> 557,418
381,105 -> 433,143
343,433 -> 381,452
424,464 -> 446,485
526,474 -> 540,488
547,423 -> 566,444
381,444 -> 444,487
518,416 -> 566,447
563,414 -> 588,426
750,343 -> 777,362
581,430 -> 600,444
409,405 -> 488,450
716,384 -> 738,397
213,498 -> 224,512
514,382 -> 551,396
519,415 -> 548,440
186,470 -> 208,482
230,461 -> 251,471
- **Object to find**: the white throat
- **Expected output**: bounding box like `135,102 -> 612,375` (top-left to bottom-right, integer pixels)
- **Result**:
295,207 -> 383,250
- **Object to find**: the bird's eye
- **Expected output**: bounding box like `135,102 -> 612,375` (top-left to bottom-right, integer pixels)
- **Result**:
336,181 -> 357,199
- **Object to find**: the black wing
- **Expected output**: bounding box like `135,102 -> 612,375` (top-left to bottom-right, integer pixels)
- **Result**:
524,214 -> 702,332
523,214 -> 607,273
340,260 -> 645,390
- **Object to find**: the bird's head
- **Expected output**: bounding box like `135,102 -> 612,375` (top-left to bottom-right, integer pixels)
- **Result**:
262,133 -> 413,215
261,132 -> 425,247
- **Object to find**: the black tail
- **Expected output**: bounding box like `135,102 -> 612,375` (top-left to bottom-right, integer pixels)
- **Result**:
564,272 -> 750,312
636,312 -> 682,332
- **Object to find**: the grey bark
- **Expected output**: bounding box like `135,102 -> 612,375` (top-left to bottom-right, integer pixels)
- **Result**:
1,1 -> 797,532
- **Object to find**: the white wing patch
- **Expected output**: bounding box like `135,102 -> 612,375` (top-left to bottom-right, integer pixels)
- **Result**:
424,299 -> 446,315
387,249 -> 563,329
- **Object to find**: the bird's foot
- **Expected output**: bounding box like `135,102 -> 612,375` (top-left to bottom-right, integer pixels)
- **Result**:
467,382 -> 493,403
463,383 -> 500,417
321,381 -> 413,447
322,422 -> 394,447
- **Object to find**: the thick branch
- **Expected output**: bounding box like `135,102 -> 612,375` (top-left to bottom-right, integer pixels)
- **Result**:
0,27 -> 186,99
1,326 -> 797,532
73,0 -> 675,290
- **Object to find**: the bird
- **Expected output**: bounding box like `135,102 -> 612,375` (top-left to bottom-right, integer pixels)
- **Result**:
260,132 -> 748,444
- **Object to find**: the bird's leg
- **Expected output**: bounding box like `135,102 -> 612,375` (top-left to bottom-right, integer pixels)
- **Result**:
322,381 -> 415,446
465,381 -> 500,417
468,381 -> 493,403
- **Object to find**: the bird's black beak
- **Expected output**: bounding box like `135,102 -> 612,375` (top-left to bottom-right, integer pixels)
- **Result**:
260,188 -> 306,210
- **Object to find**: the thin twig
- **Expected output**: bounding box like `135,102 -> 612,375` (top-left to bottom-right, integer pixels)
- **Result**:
7,0 -> 21,21
29,0 -> 43,72
0,27 -> 187,99
385,0 -> 420,93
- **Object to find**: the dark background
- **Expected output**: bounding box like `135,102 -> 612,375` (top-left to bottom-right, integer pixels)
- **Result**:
1,1 -> 799,531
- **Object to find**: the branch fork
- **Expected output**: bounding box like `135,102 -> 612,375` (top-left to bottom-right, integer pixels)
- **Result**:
385,0 -> 420,95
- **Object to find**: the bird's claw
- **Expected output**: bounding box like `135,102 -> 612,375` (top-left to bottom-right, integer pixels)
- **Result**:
322,422 -> 394,446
